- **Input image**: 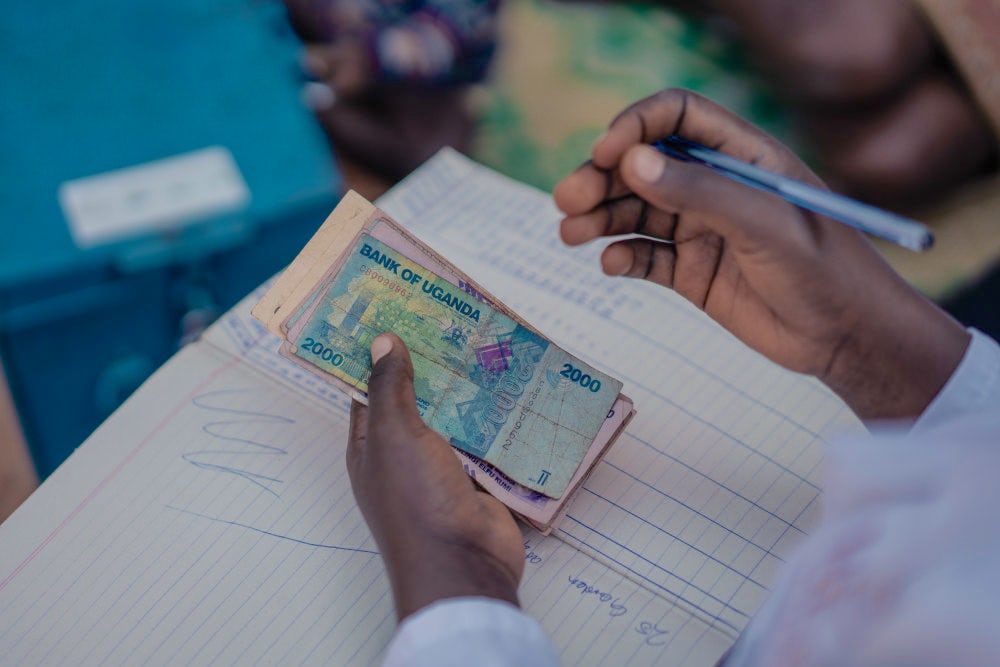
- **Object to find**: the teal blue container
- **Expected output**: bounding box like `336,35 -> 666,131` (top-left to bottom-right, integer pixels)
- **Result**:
0,0 -> 341,477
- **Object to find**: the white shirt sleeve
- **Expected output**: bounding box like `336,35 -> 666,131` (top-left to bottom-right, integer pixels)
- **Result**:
913,328 -> 1000,432
722,331 -> 1000,666
382,597 -> 561,667
724,400 -> 1000,666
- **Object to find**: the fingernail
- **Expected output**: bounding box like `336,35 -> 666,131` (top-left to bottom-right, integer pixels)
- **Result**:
604,263 -> 629,277
609,260 -> 630,276
632,148 -> 664,183
300,81 -> 337,111
602,245 -> 632,276
370,335 -> 393,364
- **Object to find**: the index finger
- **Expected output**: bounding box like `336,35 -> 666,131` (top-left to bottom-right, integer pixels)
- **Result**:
553,89 -> 822,218
594,89 -> 817,182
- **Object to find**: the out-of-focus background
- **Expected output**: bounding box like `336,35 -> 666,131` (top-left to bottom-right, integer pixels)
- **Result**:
2,0 -> 998,521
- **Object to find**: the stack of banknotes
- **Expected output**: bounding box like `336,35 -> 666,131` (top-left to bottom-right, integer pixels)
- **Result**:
252,192 -> 634,534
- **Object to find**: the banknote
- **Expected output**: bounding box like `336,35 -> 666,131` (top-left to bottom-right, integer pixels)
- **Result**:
456,395 -> 634,534
254,193 -> 517,338
252,191 -> 634,506
283,233 -> 622,498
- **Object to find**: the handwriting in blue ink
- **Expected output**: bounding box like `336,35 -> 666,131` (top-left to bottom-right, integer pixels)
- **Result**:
567,575 -> 627,617
635,620 -> 670,646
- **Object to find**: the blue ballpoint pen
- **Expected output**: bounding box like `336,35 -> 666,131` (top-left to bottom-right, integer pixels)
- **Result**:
652,135 -> 934,252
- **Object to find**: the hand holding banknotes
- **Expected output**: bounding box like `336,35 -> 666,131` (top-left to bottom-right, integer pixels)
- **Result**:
553,88 -> 969,421
347,333 -> 524,620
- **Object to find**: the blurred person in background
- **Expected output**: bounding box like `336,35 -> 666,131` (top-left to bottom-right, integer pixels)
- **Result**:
283,0 -> 1000,344
284,0 -> 500,181
285,0 -> 999,211
693,0 -> 1000,209
686,0 -> 1000,339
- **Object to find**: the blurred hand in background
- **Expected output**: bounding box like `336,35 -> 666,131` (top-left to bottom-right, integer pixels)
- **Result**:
284,0 -> 500,182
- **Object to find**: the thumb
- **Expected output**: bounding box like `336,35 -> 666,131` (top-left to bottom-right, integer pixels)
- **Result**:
366,334 -> 425,435
620,144 -> 818,252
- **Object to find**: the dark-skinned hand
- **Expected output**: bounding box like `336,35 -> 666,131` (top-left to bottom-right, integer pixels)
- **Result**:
553,88 -> 970,420
347,333 -> 525,620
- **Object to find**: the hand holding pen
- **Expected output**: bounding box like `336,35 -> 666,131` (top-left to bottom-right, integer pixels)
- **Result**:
651,135 -> 933,251
553,89 -> 969,421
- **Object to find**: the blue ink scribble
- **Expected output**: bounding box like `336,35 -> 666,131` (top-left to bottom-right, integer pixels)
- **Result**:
182,389 -> 293,496
165,505 -> 379,555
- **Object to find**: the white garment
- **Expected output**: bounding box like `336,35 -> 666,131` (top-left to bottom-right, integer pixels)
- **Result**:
383,329 -> 1000,667
913,328 -> 1000,432
382,597 -> 560,667
724,329 -> 1000,667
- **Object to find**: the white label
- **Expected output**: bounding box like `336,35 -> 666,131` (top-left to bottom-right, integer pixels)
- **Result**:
59,146 -> 251,248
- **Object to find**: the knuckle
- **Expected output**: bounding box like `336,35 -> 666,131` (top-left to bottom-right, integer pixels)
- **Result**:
652,87 -> 683,106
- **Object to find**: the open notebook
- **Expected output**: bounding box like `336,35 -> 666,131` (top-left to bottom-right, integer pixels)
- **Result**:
0,150 -> 861,665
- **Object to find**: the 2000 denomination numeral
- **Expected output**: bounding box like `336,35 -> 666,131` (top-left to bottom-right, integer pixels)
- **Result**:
560,363 -> 601,392
301,337 -> 345,367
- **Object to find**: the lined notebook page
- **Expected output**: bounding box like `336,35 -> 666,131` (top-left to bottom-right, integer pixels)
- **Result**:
0,150 -> 860,665
0,342 -> 396,665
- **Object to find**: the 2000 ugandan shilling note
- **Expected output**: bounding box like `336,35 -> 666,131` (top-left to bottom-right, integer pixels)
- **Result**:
276,217 -> 540,407
253,192 -> 523,339
281,215 -> 524,344
282,233 -> 622,498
